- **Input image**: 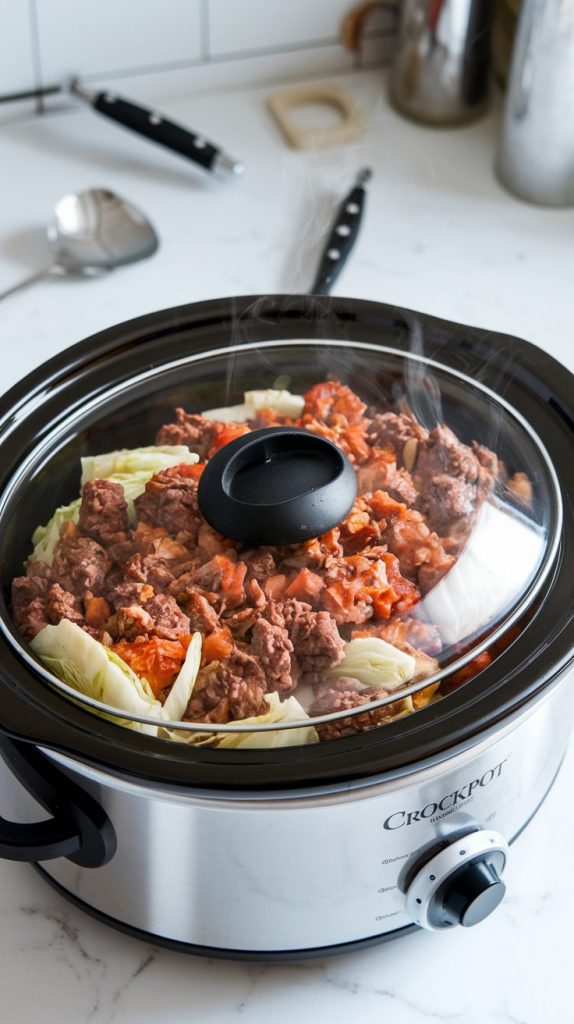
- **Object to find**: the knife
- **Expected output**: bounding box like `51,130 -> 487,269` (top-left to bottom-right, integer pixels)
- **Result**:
310,168 -> 372,294
68,79 -> 244,179
0,77 -> 243,179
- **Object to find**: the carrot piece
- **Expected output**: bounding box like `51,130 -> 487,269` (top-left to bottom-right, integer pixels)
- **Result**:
263,574 -> 288,601
285,568 -> 324,604
201,627 -> 234,665
85,596 -> 111,629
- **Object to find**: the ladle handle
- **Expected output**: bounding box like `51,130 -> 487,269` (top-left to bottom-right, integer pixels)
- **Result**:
0,266 -> 52,303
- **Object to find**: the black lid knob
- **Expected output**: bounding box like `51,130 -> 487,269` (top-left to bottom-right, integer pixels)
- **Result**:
197,426 -> 357,546
441,859 -> 506,928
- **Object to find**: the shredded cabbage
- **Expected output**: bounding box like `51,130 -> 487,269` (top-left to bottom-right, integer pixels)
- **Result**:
330,637 -> 416,691
216,693 -> 319,749
162,633 -> 202,721
202,388 -> 304,422
80,445 -> 198,486
31,620 -> 201,735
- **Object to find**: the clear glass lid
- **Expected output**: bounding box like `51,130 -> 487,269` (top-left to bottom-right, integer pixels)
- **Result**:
5,338 -> 560,748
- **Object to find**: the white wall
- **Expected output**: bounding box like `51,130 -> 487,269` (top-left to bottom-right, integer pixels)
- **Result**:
0,0 -> 397,115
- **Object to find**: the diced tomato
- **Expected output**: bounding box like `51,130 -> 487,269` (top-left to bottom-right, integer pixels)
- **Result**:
201,627 -> 234,665
263,574 -> 288,601
113,636 -> 190,697
284,568 -> 324,604
85,596 -> 111,629
209,423 -> 250,456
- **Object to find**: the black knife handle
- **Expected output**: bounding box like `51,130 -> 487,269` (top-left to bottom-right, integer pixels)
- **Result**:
310,173 -> 370,295
93,92 -> 218,171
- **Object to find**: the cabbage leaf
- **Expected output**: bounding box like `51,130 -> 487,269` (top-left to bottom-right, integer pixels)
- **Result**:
31,620 -> 200,735
216,692 -> 319,749
330,637 -> 416,691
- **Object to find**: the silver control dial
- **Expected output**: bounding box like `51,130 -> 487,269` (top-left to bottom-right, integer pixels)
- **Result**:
405,829 -> 509,931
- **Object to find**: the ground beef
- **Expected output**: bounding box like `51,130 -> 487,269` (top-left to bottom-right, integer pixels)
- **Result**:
250,618 -> 298,693
11,574 -> 50,639
51,534 -> 108,598
112,604 -> 154,640
134,467 -> 202,540
356,458 -> 418,505
310,685 -> 411,741
245,578 -> 266,608
472,441 -> 505,490
186,591 -> 220,634
45,583 -> 84,627
242,548 -> 277,581
156,409 -> 218,459
184,648 -> 267,723
414,424 -> 481,532
144,594 -> 190,640
380,507 -> 454,594
423,474 -> 478,531
79,479 -> 128,546
368,411 -> 429,454
275,599 -> 345,682
122,553 -> 175,594
191,556 -> 247,610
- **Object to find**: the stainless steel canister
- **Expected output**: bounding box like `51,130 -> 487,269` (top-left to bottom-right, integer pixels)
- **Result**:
497,0 -> 574,207
389,0 -> 493,126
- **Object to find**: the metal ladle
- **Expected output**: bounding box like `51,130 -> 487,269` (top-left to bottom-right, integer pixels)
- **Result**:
0,187 -> 159,302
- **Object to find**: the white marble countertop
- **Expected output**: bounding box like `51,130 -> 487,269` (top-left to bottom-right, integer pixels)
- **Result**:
1,69 -> 573,1024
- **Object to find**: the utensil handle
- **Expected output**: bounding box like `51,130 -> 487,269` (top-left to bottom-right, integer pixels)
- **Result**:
0,266 -> 52,303
310,170 -> 371,295
93,92 -> 219,171
0,735 -> 116,866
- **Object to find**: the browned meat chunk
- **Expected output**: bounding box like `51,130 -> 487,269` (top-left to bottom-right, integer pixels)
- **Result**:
369,411 -> 429,455
250,618 -> 298,693
310,684 -> 410,741
242,548 -> 277,581
276,599 -> 345,682
156,409 -> 218,459
79,480 -> 128,546
356,457 -> 418,505
135,466 -> 202,540
415,424 -> 482,532
144,594 -> 190,640
45,583 -> 84,627
113,604 -> 155,640
191,555 -> 247,610
186,591 -> 220,634
184,649 -> 267,723
11,574 -> 50,640
51,535 -> 108,598
377,506 -> 454,594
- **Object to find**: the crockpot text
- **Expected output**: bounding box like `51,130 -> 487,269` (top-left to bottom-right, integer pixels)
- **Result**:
382,760 -> 507,830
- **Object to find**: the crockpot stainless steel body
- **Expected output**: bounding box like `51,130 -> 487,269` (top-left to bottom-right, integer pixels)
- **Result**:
0,296 -> 573,958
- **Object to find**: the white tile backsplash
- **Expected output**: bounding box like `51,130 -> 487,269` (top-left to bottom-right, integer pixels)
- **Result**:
0,0 -> 397,117
207,0 -> 356,56
35,0 -> 203,81
0,0 -> 36,93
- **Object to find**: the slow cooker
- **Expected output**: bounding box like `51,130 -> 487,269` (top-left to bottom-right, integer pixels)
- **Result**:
0,295 -> 572,959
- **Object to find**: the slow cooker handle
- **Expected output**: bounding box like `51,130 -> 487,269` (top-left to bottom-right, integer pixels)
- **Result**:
0,735 -> 116,867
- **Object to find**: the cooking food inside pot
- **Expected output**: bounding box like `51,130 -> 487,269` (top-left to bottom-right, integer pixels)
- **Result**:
10,380 -> 536,747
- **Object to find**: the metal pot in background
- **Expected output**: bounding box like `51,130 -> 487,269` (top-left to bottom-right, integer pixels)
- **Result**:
497,0 -> 574,207
389,0 -> 494,126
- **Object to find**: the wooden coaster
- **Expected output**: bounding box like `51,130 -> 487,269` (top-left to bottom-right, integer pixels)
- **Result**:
267,83 -> 364,150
